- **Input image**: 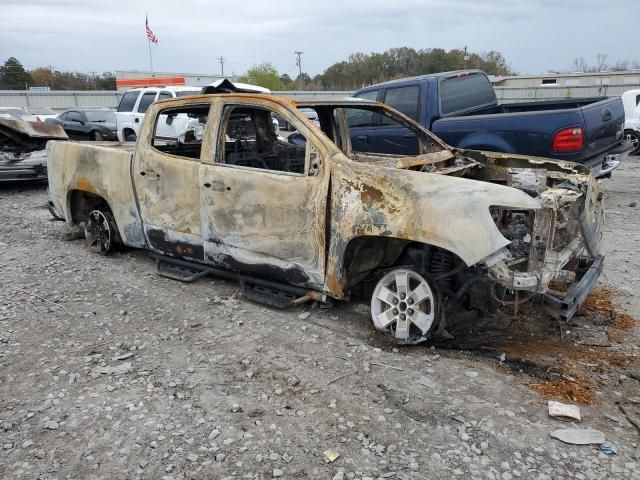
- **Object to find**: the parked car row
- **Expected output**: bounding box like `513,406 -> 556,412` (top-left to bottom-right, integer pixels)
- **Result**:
45,108 -> 117,141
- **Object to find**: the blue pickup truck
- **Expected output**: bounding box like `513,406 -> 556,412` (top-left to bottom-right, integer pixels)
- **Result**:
352,70 -> 631,177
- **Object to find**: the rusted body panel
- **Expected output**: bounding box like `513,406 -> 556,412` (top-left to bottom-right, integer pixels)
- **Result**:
46,93 -> 604,314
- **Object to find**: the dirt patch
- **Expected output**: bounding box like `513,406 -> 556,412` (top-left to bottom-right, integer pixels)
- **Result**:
529,379 -> 597,404
577,287 -> 637,342
613,312 -> 636,331
430,288 -> 638,405
579,287 -> 617,317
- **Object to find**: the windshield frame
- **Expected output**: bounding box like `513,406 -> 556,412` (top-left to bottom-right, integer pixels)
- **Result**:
294,102 -> 450,159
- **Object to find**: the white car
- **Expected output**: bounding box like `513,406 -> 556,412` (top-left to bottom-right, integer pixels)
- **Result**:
0,107 -> 38,122
622,89 -> 640,155
116,86 -> 202,141
24,107 -> 58,122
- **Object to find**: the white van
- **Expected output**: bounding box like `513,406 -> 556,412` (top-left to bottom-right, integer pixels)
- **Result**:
622,89 -> 640,155
116,86 -> 202,141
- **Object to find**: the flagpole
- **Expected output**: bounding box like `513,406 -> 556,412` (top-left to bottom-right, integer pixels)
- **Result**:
146,14 -> 154,74
148,38 -> 154,74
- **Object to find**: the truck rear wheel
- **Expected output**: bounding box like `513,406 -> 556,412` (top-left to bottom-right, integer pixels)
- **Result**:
370,268 -> 438,344
84,209 -> 121,255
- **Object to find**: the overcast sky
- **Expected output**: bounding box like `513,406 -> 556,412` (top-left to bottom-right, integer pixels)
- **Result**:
1,0 -> 637,78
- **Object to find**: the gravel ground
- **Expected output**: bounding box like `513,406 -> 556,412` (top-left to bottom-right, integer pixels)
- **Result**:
1,156 -> 639,480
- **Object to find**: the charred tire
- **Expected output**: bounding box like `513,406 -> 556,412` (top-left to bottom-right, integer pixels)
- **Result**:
624,130 -> 640,155
84,209 -> 121,255
370,268 -> 438,344
91,130 -> 102,142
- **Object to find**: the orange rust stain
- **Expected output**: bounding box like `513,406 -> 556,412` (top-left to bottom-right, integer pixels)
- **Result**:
360,184 -> 385,204
325,255 -> 344,297
75,176 -> 96,193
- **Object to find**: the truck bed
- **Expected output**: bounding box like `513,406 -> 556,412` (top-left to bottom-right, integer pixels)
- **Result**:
432,96 -> 625,167
463,97 -> 609,115
46,140 -> 144,247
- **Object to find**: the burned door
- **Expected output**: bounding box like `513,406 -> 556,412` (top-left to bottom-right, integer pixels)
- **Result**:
199,101 -> 330,288
133,102 -> 212,261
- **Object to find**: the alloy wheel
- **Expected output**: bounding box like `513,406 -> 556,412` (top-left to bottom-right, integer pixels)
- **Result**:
370,268 -> 437,344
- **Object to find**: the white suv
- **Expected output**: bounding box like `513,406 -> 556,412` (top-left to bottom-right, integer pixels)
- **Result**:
116,86 -> 202,142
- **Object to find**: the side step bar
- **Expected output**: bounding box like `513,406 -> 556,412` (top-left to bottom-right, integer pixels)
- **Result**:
155,254 -> 327,308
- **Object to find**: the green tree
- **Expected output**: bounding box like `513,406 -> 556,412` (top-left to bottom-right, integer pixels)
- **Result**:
0,57 -> 31,90
238,63 -> 284,91
313,47 -> 513,90
279,73 -> 294,89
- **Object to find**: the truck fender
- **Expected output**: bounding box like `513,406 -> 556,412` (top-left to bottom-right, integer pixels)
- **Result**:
456,133 -> 514,153
324,156 -> 540,297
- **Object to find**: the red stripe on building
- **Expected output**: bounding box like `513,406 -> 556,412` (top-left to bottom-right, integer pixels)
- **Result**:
116,76 -> 186,88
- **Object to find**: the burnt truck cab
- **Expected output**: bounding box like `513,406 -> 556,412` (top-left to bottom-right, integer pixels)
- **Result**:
47,93 -> 604,344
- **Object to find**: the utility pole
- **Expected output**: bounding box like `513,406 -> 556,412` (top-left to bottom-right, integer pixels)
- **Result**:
218,57 -> 225,77
463,45 -> 469,69
294,51 -> 303,78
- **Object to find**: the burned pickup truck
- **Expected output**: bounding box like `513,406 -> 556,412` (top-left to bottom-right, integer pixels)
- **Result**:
47,93 -> 604,343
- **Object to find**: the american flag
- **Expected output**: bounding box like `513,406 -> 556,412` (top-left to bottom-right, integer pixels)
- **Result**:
146,15 -> 158,44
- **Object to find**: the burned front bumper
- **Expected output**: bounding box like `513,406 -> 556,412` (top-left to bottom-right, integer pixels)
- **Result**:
542,255 -> 604,320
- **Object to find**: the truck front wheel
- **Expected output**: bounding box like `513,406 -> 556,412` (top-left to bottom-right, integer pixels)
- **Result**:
370,268 -> 438,344
84,209 -> 121,255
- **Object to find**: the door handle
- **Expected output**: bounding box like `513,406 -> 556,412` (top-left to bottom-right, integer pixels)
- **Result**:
356,135 -> 368,142
203,182 -> 211,188
602,109 -> 612,122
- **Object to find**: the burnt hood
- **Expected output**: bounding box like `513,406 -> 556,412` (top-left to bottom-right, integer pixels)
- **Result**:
0,117 -> 68,154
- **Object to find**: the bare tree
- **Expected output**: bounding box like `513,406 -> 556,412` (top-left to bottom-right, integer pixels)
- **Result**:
612,60 -> 630,71
596,53 -> 608,72
572,57 -> 588,72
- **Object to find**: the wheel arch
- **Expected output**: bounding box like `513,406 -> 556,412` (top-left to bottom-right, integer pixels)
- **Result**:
457,132 -> 513,153
334,235 -> 464,296
66,189 -> 113,225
